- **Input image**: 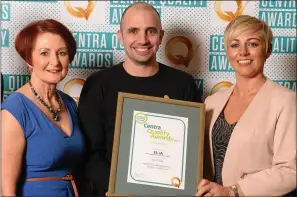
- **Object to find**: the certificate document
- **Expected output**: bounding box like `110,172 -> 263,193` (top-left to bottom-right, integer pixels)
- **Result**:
127,110 -> 188,189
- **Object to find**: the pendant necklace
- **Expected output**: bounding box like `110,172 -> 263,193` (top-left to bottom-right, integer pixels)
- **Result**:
29,81 -> 62,121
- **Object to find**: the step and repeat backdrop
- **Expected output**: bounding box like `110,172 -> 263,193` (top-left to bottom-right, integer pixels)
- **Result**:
1,0 -> 296,102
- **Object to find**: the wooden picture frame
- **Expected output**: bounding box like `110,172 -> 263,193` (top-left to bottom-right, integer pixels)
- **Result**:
108,92 -> 205,196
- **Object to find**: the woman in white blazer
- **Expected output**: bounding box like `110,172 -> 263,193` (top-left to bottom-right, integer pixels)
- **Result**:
196,15 -> 296,196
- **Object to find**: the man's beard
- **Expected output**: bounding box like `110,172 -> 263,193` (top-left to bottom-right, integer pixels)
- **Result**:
126,50 -> 155,66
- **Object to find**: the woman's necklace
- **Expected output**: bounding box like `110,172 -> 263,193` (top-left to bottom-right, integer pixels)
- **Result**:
29,81 -> 62,121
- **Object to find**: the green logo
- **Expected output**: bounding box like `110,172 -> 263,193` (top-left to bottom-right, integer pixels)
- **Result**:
134,112 -> 148,124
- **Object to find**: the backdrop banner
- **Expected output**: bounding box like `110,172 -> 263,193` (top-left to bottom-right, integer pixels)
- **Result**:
1,0 -> 296,101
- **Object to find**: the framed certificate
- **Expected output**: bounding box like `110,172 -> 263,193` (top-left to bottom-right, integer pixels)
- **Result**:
108,92 -> 205,196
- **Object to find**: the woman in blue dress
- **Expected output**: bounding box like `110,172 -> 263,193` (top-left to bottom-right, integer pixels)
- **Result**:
1,19 -> 85,196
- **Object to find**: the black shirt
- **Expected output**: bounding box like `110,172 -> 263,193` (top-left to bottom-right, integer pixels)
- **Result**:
78,62 -> 202,195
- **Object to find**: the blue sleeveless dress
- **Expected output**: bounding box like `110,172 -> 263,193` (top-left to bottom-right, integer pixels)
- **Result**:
1,91 -> 85,196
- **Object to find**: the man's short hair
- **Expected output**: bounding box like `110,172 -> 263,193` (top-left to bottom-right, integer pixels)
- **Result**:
120,2 -> 161,30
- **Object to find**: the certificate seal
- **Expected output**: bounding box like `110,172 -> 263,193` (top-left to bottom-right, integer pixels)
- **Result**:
171,177 -> 181,188
134,112 -> 148,124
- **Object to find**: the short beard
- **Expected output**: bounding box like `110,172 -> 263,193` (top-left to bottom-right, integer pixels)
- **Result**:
134,59 -> 152,66
127,52 -> 154,66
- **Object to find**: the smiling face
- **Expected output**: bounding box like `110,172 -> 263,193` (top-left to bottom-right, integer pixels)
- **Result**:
30,33 -> 69,84
226,29 -> 271,79
117,5 -> 164,66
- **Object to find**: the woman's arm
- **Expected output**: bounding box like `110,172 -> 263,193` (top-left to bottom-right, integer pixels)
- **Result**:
237,93 -> 296,196
1,110 -> 26,196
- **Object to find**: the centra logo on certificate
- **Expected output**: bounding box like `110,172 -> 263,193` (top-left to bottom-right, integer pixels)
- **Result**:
127,111 -> 189,190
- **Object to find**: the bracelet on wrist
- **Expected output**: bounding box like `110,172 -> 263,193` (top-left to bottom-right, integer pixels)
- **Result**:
231,185 -> 239,197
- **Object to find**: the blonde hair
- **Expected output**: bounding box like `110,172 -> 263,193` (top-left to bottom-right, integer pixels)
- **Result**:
224,15 -> 273,55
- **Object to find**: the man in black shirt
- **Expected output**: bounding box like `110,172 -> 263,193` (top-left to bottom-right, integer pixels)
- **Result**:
78,2 -> 202,196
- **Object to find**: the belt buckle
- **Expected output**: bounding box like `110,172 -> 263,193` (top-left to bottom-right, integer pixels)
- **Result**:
63,174 -> 73,181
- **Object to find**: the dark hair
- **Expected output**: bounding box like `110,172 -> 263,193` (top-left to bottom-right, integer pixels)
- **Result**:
15,19 -> 76,65
120,2 -> 161,30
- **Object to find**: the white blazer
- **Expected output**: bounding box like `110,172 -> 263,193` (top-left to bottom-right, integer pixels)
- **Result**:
203,79 -> 296,196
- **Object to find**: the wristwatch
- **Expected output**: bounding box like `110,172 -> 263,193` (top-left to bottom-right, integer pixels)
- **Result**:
231,185 -> 239,197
